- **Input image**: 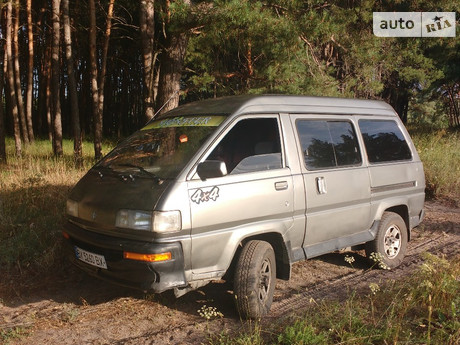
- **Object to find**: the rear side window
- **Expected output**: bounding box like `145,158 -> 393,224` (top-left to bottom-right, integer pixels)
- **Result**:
296,120 -> 361,170
359,120 -> 412,163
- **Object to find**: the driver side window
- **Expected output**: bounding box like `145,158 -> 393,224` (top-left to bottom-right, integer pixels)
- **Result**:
208,118 -> 282,174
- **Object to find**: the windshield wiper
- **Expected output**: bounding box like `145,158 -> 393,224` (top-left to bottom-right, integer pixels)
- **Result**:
116,163 -> 164,184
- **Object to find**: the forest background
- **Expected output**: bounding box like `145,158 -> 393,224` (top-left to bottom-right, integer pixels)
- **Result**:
0,0 -> 459,165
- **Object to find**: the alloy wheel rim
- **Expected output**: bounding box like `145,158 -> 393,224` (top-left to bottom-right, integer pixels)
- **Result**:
258,258 -> 271,302
384,224 -> 401,258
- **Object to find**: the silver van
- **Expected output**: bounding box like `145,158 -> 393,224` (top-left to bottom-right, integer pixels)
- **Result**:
63,95 -> 425,318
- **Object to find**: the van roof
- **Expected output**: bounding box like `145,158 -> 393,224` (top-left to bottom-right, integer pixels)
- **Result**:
158,95 -> 397,119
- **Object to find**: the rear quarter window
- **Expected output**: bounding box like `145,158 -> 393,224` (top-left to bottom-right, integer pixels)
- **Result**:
358,119 -> 412,163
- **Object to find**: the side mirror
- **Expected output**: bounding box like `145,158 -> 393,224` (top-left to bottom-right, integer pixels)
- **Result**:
196,160 -> 227,180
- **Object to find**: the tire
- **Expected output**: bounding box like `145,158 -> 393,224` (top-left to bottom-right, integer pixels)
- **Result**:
365,212 -> 408,269
233,240 -> 276,319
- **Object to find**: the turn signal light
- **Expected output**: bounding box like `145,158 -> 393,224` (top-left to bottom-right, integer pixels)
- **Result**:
123,251 -> 172,262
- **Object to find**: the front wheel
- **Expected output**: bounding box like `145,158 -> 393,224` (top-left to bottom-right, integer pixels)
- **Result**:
366,212 -> 408,269
233,240 -> 276,319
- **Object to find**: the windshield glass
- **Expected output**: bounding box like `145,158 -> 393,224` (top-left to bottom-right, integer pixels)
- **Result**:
97,115 -> 226,179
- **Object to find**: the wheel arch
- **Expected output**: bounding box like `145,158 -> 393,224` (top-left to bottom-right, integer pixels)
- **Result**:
384,205 -> 411,241
226,233 -> 291,282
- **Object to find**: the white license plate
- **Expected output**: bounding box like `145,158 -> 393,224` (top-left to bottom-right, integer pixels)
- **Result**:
75,246 -> 107,269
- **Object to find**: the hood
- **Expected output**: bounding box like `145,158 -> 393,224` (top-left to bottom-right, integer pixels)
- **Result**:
68,168 -> 172,234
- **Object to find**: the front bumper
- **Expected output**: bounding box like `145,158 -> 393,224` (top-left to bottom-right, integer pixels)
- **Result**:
63,221 -> 187,292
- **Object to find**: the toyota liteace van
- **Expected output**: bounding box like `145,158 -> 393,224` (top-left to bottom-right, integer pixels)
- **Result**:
63,95 -> 425,318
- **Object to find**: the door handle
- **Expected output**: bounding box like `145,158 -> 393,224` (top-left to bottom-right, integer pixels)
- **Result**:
275,181 -> 288,191
316,177 -> 327,194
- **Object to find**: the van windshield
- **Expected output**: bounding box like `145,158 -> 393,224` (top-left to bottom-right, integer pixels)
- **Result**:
96,115 -> 226,179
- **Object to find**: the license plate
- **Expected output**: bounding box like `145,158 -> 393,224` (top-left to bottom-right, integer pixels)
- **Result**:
75,246 -> 107,269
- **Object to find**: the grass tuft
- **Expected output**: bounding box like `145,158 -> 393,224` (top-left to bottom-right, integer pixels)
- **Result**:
0,327 -> 30,345
0,138 -> 114,276
410,127 -> 460,202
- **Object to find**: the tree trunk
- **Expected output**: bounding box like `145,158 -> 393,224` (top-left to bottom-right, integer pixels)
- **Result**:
40,40 -> 53,141
26,0 -> 35,142
51,0 -> 63,156
140,0 -> 156,122
246,40 -> 253,89
46,65 -> 53,141
5,1 -> 22,157
447,86 -> 459,128
156,32 -> 188,115
13,1 -> 30,145
97,0 -> 115,142
155,0 -> 190,116
0,36 -> 7,164
36,1 -> 48,137
62,0 -> 82,165
89,0 -> 102,160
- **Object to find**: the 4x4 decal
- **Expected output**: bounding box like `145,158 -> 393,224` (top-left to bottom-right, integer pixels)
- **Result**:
191,186 -> 220,204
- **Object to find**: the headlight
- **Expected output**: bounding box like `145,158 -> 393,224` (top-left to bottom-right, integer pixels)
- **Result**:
66,199 -> 79,217
153,210 -> 182,233
116,210 -> 152,231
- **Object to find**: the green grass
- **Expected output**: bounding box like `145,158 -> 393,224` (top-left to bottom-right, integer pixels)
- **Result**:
410,127 -> 460,202
0,327 -> 30,345
0,138 -> 115,274
209,253 -> 460,345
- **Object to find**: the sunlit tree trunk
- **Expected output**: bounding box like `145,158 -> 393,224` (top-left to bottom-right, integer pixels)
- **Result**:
155,0 -> 190,116
26,0 -> 35,143
62,0 -> 82,165
246,40 -> 253,89
13,1 -> 29,145
89,0 -> 102,160
140,0 -> 156,122
51,0 -> 63,156
97,0 -> 115,140
5,1 -> 21,157
156,33 -> 187,115
36,2 -> 47,138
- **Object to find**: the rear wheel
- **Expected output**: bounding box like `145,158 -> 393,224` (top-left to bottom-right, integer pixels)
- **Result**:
233,240 -> 276,319
366,212 -> 408,269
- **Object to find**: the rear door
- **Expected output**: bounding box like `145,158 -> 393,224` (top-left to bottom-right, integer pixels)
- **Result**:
290,115 -> 372,258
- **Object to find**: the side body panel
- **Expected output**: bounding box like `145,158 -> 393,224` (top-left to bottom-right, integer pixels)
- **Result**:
289,115 -> 372,258
302,167 -> 372,252
187,168 -> 294,280
356,116 -> 426,229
